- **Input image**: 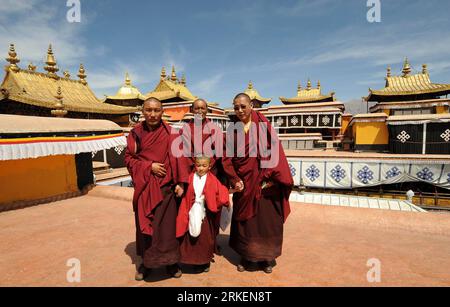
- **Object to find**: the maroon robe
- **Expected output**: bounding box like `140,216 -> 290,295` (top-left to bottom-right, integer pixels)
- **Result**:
176,172 -> 229,265
125,121 -> 189,268
222,110 -> 293,262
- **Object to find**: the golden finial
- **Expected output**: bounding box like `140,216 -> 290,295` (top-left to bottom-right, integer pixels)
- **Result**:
181,73 -> 186,86
402,57 -> 411,77
422,64 -> 428,75
160,67 -> 166,80
44,44 -> 59,79
317,80 -> 321,89
51,86 -> 67,117
307,79 -> 312,90
387,66 -> 391,78
6,44 -> 20,72
28,62 -> 37,72
248,80 -> 253,90
171,66 -> 177,82
125,72 -> 131,86
63,70 -> 70,78
297,81 -> 302,93
77,63 -> 87,85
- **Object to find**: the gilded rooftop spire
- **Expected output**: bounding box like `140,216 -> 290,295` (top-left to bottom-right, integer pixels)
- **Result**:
248,80 -> 253,90
297,81 -> 302,93
387,66 -> 391,78
307,79 -> 312,90
181,73 -> 186,86
77,63 -> 87,85
44,44 -> 59,79
51,86 -> 67,117
422,64 -> 428,75
28,62 -> 37,72
63,70 -> 70,78
402,57 -> 412,77
317,80 -> 321,88
6,44 -> 20,72
125,72 -> 131,86
171,66 -> 177,82
161,67 -> 166,80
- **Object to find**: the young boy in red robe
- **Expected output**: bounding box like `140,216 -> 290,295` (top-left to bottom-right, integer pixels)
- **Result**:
176,156 -> 230,273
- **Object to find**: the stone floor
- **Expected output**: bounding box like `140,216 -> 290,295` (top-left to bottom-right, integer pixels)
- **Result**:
1,186 -> 450,287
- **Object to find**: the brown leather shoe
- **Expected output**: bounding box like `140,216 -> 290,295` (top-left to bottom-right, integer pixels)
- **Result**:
261,261 -> 273,274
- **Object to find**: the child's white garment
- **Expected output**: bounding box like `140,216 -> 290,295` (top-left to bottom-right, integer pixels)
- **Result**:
188,173 -> 208,237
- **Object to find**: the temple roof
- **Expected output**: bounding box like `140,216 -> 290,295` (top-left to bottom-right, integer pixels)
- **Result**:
280,79 -> 335,104
244,81 -> 271,105
105,73 -> 146,101
1,44 -> 138,115
145,66 -> 197,102
366,58 -> 450,102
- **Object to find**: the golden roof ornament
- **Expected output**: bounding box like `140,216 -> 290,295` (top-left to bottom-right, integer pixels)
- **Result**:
422,64 -> 428,75
402,57 -> 412,77
51,86 -> 68,117
297,81 -> 302,93
44,44 -> 59,79
171,66 -> 177,82
160,67 -> 166,80
28,62 -> 37,72
181,73 -> 186,86
6,43 -> 20,72
307,79 -> 312,90
317,80 -> 321,89
63,70 -> 70,78
387,66 -> 391,78
248,80 -> 253,90
125,72 -> 131,86
77,63 -> 87,85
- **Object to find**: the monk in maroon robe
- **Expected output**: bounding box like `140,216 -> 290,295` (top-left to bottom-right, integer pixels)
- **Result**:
222,93 -> 293,274
176,156 -> 230,273
179,98 -> 227,255
125,98 -> 189,281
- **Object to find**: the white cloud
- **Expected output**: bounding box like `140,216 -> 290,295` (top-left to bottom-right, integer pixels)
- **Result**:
191,73 -> 223,98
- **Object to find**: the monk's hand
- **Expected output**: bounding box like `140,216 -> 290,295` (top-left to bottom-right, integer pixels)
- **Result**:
151,163 -> 167,177
234,180 -> 244,192
174,184 -> 184,197
262,181 -> 274,189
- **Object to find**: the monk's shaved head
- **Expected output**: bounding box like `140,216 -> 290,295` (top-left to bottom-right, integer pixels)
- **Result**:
144,97 -> 162,108
233,93 -> 251,103
192,98 -> 208,120
142,97 -> 163,129
193,98 -> 208,108
233,92 -> 253,124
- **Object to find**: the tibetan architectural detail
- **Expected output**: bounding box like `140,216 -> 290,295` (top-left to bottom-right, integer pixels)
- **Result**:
104,72 -> 146,107
44,44 -> 59,79
28,62 -> 37,72
0,44 -> 138,127
280,80 -> 336,104
63,70 -> 70,78
5,44 -> 20,72
51,86 -> 67,117
347,58 -> 450,154
244,80 -> 271,108
366,58 -> 450,102
77,63 -> 87,85
145,66 -> 197,103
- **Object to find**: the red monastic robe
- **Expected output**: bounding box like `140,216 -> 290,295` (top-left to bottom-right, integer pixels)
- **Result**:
176,172 -> 230,238
125,121 -> 189,236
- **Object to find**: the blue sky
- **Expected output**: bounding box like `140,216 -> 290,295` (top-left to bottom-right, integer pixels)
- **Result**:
1,0 -> 450,112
